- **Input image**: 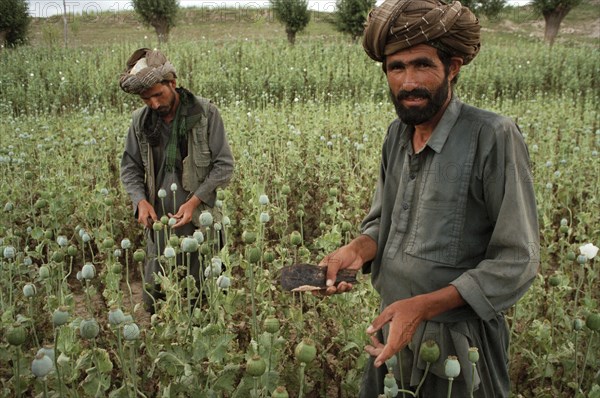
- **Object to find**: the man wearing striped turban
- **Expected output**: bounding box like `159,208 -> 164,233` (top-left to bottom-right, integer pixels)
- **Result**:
119,48 -> 234,313
320,1 -> 539,396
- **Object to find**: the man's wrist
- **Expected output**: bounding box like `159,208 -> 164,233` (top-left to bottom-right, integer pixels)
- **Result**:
348,234 -> 377,264
414,285 -> 466,321
187,195 -> 202,208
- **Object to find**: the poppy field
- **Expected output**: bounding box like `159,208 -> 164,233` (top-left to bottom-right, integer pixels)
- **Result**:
0,30 -> 599,397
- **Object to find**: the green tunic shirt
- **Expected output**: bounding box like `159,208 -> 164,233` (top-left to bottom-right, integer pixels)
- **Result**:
120,95 -> 234,311
360,97 -> 539,395
120,98 -> 234,212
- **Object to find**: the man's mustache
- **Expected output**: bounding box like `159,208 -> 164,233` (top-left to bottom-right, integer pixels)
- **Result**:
396,88 -> 432,101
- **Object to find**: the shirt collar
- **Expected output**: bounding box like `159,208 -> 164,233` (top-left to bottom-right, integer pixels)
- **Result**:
426,96 -> 462,153
396,97 -> 462,153
398,124 -> 414,150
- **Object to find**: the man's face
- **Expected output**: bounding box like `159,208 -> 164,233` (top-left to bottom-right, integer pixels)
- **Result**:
140,81 -> 177,117
385,44 -> 457,126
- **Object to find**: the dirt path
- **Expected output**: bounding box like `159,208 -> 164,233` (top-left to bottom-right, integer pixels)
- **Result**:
70,269 -> 150,328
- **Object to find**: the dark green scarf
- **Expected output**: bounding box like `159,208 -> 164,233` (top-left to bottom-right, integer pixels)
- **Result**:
165,88 -> 190,173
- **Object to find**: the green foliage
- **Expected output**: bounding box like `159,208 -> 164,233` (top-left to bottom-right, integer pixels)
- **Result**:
0,38 -> 598,116
0,29 -> 598,397
0,0 -> 30,47
479,0 -> 506,20
132,0 -> 178,44
333,0 -> 375,40
270,0 -> 311,44
531,0 -> 583,15
461,0 -> 507,19
531,0 -> 583,44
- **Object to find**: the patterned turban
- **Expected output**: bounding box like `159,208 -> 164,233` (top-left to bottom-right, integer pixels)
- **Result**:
362,0 -> 480,64
119,48 -> 177,94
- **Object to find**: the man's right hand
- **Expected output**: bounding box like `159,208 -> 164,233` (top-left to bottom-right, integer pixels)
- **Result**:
137,199 -> 158,229
318,234 -> 377,295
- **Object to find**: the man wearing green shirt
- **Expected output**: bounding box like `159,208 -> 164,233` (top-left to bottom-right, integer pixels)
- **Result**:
320,0 -> 539,396
119,48 -> 234,313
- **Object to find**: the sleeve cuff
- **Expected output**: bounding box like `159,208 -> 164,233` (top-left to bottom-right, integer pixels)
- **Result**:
450,273 -> 497,321
194,188 -> 216,208
359,231 -> 378,274
361,226 -> 379,244
132,195 -> 147,216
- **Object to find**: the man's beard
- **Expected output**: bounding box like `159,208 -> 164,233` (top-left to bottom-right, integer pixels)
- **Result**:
155,87 -> 177,116
390,78 -> 450,126
155,106 -> 171,116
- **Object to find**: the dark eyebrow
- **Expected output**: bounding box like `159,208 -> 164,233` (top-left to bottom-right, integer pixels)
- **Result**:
387,56 -> 436,70
140,91 -> 161,100
410,56 -> 436,66
387,59 -> 406,70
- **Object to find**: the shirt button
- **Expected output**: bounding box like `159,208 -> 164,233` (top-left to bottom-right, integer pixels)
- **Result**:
402,202 -> 409,210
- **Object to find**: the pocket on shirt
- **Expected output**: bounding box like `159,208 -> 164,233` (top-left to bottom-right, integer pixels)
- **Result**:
192,125 -> 211,166
192,147 -> 211,168
192,145 -> 212,179
182,152 -> 211,192
405,199 -> 461,266
182,156 -> 195,192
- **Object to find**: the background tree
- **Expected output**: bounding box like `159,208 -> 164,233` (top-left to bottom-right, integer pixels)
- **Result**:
132,0 -> 179,45
0,0 -> 30,48
62,0 -> 68,47
333,0 -> 375,41
461,0 -> 507,20
270,0 -> 311,45
531,0 -> 583,45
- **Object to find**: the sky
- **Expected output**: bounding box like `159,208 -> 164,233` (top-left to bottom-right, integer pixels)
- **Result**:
27,0 -> 531,18
28,1 -> 337,17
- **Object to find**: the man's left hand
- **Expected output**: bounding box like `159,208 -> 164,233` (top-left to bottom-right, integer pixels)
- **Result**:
366,298 -> 425,368
366,285 -> 465,368
169,195 -> 202,229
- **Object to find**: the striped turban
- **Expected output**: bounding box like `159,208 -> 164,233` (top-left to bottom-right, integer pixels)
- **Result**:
362,0 -> 481,65
119,48 -> 177,94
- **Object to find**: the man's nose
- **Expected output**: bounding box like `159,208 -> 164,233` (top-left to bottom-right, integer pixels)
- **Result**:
401,72 -> 420,92
148,98 -> 160,109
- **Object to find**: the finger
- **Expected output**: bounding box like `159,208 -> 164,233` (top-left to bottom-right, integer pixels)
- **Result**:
323,281 -> 351,295
323,285 -> 338,296
369,334 -> 384,348
374,320 -> 412,368
366,311 -> 392,335
172,217 -> 189,229
318,253 -> 331,267
337,282 -> 353,293
364,344 -> 383,357
375,342 -> 403,368
140,216 -> 152,228
325,256 -> 343,287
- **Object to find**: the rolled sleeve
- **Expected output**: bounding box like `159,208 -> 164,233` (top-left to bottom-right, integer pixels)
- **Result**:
360,166 -> 385,273
120,126 -> 147,214
361,191 -> 382,244
451,121 -> 539,321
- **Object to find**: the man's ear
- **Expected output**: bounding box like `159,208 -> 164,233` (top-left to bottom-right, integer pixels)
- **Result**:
449,57 -> 464,81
